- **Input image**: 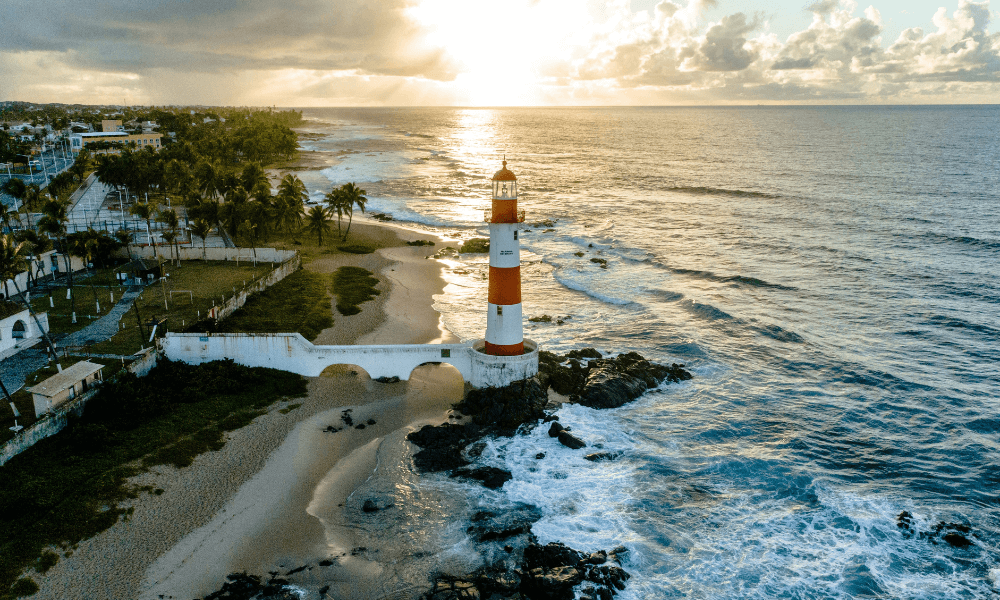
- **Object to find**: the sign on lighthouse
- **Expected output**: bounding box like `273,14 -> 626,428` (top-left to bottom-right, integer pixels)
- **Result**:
485,160 -> 526,356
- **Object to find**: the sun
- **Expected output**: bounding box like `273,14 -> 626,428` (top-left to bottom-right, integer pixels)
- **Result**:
406,0 -> 595,105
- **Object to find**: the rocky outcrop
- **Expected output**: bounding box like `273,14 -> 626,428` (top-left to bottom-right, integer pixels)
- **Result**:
897,511 -> 975,548
538,349 -> 692,409
406,423 -> 478,473
466,504 -> 543,542
456,378 -> 548,435
557,431 -> 586,449
451,466 -> 513,490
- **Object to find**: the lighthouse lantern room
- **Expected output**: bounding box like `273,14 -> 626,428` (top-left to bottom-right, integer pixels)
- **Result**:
484,160 -> 525,356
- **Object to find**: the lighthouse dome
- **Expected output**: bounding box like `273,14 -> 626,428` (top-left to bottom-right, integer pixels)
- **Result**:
492,160 -> 517,181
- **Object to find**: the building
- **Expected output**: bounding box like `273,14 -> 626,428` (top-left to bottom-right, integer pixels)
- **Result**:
0,306 -> 49,358
101,119 -> 123,132
26,361 -> 104,418
69,131 -> 162,154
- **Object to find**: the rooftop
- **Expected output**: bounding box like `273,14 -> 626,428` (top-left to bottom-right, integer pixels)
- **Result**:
26,361 -> 104,398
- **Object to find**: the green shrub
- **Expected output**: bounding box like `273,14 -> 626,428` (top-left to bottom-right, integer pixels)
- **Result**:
336,244 -> 375,254
332,267 -> 381,316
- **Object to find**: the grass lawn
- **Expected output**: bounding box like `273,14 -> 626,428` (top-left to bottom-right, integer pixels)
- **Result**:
87,261 -> 271,356
0,360 -> 307,600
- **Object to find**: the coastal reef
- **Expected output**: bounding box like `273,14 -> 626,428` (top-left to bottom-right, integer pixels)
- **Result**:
405,349 -> 692,599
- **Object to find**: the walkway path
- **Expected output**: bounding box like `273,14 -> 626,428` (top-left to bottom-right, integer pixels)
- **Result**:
0,286 -> 144,392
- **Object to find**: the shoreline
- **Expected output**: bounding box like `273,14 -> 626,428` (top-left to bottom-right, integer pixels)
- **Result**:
30,211 -> 465,599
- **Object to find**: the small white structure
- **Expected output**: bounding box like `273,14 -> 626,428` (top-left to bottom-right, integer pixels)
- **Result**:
161,333 -> 539,389
26,361 -> 104,418
0,307 -> 49,357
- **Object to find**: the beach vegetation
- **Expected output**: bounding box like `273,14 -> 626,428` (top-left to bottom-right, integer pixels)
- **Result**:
332,266 -> 380,316
303,206 -> 332,246
459,238 -> 490,253
0,360 -> 306,600
212,269 -> 334,341
336,244 -> 375,254
324,182 -> 367,242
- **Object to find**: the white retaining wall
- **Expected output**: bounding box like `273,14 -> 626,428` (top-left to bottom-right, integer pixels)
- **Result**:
0,309 -> 49,356
126,246 -> 297,264
161,333 -> 539,388
213,254 -> 301,322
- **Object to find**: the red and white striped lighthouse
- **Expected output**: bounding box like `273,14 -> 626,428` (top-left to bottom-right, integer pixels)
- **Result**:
484,160 -> 525,356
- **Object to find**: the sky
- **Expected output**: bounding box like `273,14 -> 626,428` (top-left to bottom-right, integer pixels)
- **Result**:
1,0 -> 998,106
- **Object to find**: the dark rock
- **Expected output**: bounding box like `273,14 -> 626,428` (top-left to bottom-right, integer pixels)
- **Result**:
362,500 -> 380,513
406,423 -> 476,472
523,542 -> 583,571
590,257 -> 608,268
375,375 -> 400,383
318,559 -> 334,567
285,565 -> 307,575
584,452 -> 619,462
456,378 -> 548,435
529,315 -> 553,323
323,425 -> 340,433
898,512 -> 975,548
341,409 -> 353,426
574,251 -> 585,257
609,546 -> 630,564
367,418 -> 376,425
318,585 -> 330,595
466,504 -> 542,541
577,368 -> 649,410
586,550 -> 608,564
423,576 -> 482,600
535,452 -> 546,460
355,423 -> 366,430
557,430 -> 586,449
451,466 -> 513,490
567,348 -> 602,360
201,572 -> 298,600
548,422 -> 565,437
523,566 -> 583,599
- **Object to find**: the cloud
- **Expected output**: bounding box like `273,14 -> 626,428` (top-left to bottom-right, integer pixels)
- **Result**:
1,0 -> 998,105
1,0 -> 459,80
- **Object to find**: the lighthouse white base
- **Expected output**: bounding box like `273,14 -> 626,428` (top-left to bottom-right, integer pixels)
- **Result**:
469,339 -> 539,388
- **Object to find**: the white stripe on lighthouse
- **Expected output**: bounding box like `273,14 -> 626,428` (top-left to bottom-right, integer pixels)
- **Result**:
485,303 -> 523,346
488,223 -> 520,269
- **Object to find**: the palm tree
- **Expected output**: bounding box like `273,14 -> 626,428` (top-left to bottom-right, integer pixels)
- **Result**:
157,208 -> 181,266
339,182 -> 367,241
37,197 -> 76,318
0,233 -> 58,362
114,228 -> 133,262
303,205 -> 331,246
129,200 -> 159,259
324,186 -> 347,240
190,219 -> 212,259
276,174 -> 307,233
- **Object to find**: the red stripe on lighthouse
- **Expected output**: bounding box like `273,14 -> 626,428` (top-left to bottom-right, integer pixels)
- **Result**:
485,341 -> 524,356
491,199 -> 518,223
488,266 -> 522,305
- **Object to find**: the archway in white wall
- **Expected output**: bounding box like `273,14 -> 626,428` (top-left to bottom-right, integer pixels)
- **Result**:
405,362 -> 467,411
11,320 -> 27,339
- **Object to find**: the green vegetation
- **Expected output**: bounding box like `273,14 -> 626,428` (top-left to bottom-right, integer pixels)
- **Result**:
0,360 -> 306,599
459,238 -> 490,253
87,261 -> 271,356
336,244 -> 375,254
213,270 -> 333,341
332,266 -> 381,316
405,240 -> 435,247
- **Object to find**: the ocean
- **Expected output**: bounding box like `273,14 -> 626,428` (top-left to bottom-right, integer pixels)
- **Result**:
293,106 -> 1000,599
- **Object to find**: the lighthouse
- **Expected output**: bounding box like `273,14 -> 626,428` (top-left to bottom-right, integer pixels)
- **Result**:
484,160 -> 525,356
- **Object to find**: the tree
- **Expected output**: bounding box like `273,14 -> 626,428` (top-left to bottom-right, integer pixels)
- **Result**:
338,182 -> 367,241
37,197 -> 77,318
157,208 -> 181,266
303,206 -> 331,246
275,174 -> 307,233
129,200 -> 159,259
324,186 -> 347,240
0,233 -> 58,362
190,219 -> 212,259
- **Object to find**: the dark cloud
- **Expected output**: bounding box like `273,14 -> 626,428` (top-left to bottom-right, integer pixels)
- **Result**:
687,13 -> 760,71
1,0 -> 459,80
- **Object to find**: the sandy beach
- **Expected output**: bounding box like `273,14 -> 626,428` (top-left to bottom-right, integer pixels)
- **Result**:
30,218 -> 468,600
